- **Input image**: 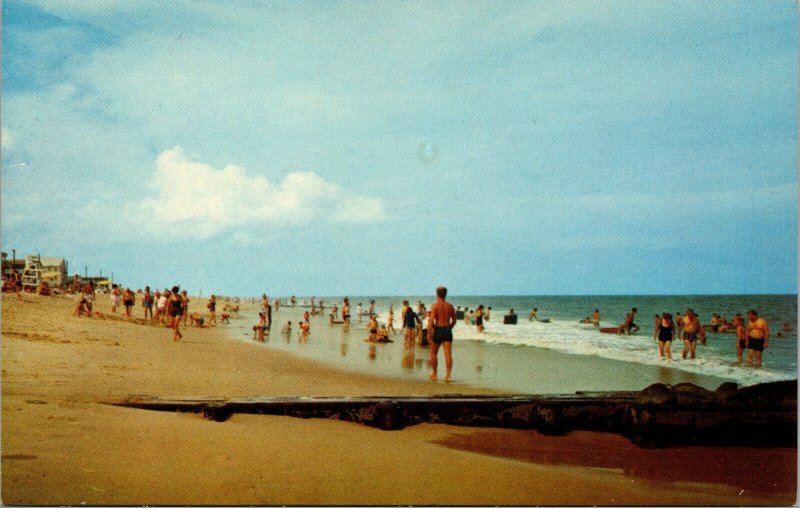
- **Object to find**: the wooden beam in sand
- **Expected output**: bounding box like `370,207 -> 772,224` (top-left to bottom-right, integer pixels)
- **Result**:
109,380 -> 797,448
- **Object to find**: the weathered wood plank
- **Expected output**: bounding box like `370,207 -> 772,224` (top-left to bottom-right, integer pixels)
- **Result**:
107,380 -> 797,448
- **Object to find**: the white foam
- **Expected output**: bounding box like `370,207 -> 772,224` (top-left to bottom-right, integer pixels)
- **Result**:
422,315 -> 793,386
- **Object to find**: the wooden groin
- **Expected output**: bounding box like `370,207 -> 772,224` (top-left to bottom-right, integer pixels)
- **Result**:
109,380 -> 797,448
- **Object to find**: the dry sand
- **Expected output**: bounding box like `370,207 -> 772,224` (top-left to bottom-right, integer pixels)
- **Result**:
2,293 -> 795,505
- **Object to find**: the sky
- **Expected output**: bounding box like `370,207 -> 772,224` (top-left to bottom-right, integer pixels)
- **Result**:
1,0 -> 797,297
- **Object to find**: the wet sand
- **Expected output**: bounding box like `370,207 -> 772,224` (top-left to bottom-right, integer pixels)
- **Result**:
1,293 -> 795,505
231,305 -> 732,394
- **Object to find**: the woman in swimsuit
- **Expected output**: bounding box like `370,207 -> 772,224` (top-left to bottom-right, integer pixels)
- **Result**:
476,305 -> 485,333
655,313 -> 674,360
168,286 -> 183,342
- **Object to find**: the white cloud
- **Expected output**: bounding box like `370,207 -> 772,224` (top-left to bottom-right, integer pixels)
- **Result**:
133,146 -> 385,239
1,127 -> 13,151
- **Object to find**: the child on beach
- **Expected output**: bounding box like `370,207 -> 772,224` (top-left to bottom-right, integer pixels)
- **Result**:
329,309 -> 343,324
367,315 -> 378,342
387,304 -> 395,335
189,313 -> 205,327
377,325 -> 389,341
36,281 -> 51,296
282,321 -> 292,333
74,282 -> 95,317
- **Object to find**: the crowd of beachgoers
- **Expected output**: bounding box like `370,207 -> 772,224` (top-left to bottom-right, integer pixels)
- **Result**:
3,272 -> 789,372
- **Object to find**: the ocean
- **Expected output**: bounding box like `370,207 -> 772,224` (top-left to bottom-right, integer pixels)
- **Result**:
226,294 -> 797,394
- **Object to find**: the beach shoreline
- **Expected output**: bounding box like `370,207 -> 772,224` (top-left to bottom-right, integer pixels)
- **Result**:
227,302 -> 745,394
2,293 -> 796,505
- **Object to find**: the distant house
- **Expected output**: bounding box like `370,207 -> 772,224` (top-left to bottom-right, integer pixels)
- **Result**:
4,254 -> 70,288
34,256 -> 68,287
0,254 -> 25,277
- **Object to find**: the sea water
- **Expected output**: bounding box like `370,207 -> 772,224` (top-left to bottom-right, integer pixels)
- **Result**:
226,294 -> 797,393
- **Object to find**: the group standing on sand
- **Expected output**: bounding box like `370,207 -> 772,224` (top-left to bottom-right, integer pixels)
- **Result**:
67,279 -> 248,343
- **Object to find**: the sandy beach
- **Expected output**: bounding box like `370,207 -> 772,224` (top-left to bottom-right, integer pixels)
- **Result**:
2,293 -> 795,505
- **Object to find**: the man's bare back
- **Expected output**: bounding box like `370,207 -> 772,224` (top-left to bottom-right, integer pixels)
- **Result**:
430,286 -> 456,383
431,300 -> 456,329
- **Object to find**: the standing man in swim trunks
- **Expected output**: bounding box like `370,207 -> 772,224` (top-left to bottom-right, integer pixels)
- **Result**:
143,286 -> 154,321
746,310 -> 769,368
342,297 -> 351,324
679,308 -> 703,359
429,286 -> 456,383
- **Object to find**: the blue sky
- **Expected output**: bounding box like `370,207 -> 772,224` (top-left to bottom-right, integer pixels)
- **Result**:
2,0 -> 797,296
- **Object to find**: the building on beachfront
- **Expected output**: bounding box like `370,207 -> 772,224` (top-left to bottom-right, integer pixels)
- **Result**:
1,253 -> 69,289
30,256 -> 68,288
0,252 -> 26,277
